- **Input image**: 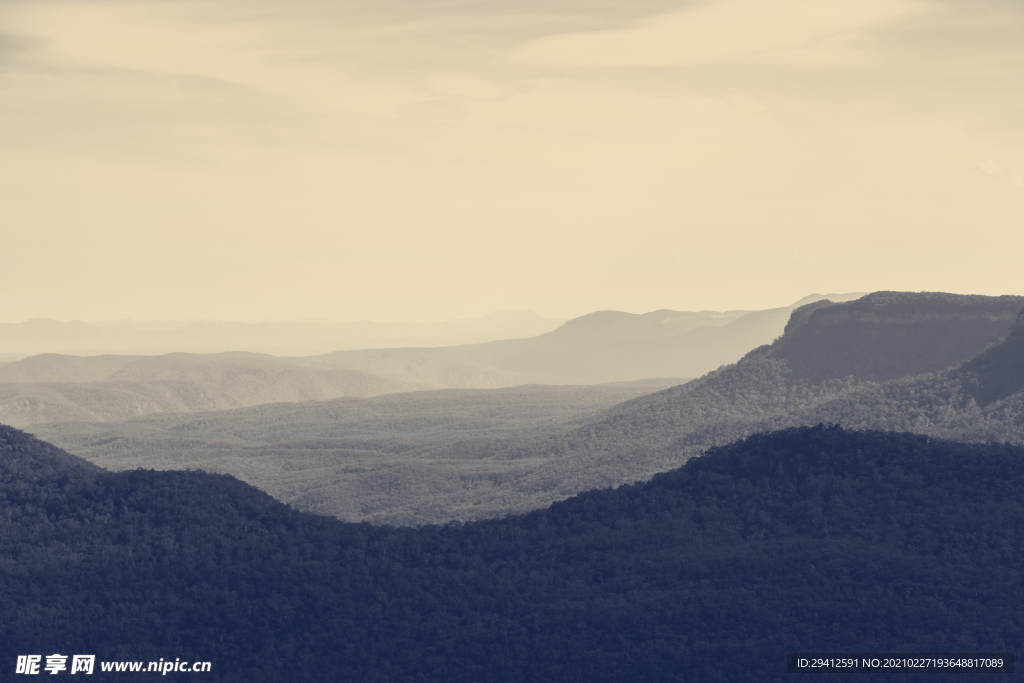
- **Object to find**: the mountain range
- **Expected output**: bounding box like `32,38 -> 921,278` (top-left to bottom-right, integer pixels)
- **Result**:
0,293 -> 861,427
5,289 -> 1024,681
31,290 -> 1024,525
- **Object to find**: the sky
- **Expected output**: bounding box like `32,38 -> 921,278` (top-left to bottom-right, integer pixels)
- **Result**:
1,0 -> 1022,323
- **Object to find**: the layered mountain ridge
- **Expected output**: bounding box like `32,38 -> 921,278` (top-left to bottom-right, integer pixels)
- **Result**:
32,290 -> 1024,525
0,293 -> 862,428
0,310 -> 567,357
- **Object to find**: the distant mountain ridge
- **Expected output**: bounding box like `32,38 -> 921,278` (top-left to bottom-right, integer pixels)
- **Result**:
301,292 -> 865,387
0,310 -> 567,357
0,294 -> 863,427
539,308 -> 749,341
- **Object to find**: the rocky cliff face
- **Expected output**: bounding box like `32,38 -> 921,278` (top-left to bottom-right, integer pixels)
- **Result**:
762,292 -> 1024,383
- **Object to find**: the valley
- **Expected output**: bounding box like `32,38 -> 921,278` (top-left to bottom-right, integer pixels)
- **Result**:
27,291 -> 1024,525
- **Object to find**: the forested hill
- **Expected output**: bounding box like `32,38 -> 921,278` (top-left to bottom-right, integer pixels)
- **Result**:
2,423 -> 1022,682
760,291 -> 1024,382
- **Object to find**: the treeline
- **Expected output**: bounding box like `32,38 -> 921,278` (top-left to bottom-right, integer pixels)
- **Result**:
2,424 -> 1022,681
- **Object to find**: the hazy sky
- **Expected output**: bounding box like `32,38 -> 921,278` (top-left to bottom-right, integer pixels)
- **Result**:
2,0 -> 1022,322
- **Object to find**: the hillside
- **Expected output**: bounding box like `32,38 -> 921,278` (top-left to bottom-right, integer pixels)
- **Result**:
0,294 -> 859,427
1,424 -> 1021,681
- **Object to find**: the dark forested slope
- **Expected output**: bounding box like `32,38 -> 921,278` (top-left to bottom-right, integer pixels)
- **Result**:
1,424 -> 1021,682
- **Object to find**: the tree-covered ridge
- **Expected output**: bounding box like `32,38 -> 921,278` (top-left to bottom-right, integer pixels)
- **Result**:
1,424 -> 1022,681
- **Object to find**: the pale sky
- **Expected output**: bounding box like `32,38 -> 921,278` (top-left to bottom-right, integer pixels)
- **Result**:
1,0 -> 1022,322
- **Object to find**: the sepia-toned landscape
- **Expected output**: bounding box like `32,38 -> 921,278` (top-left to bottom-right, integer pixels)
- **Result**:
3,0 -> 1024,680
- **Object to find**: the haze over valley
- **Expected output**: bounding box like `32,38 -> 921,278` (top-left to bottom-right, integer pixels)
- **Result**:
0,293 -> 861,428
25,290 -> 1024,525
0,310 -> 567,359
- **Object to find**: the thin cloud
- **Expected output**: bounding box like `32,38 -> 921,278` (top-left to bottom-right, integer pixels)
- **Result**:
510,0 -> 925,68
